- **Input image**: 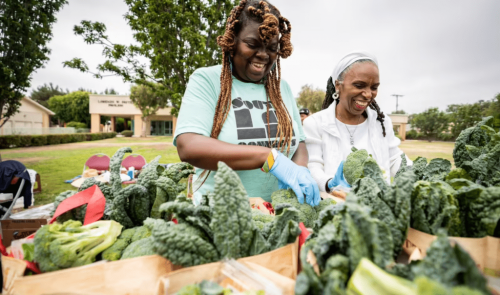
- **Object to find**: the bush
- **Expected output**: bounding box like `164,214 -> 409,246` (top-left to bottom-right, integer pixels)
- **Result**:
438,133 -> 455,141
406,130 -> 418,139
121,130 -> 134,137
18,135 -> 32,147
0,132 -> 116,149
66,121 -> 87,129
31,135 -> 48,146
0,135 -> 20,149
46,134 -> 61,145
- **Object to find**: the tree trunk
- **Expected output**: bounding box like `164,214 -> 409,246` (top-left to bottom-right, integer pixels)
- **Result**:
141,116 -> 149,137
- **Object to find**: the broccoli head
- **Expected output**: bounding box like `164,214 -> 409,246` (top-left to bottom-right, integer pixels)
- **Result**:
271,189 -> 318,228
315,199 -> 337,215
34,220 -> 123,272
121,237 -> 156,259
343,147 -> 374,185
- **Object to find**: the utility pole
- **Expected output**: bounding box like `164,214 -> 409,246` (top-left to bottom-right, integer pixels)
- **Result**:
392,94 -> 404,112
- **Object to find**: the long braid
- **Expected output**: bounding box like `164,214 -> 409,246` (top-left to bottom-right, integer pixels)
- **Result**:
368,100 -> 386,137
211,0 -> 247,139
321,76 -> 336,110
214,0 -> 294,153
321,60 -> 387,137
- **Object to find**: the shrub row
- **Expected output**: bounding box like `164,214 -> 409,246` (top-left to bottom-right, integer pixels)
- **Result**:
405,130 -> 456,142
121,130 -> 134,137
0,132 -> 117,149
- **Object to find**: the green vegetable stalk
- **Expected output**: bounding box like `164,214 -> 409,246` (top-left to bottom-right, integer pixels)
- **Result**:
34,220 -> 122,272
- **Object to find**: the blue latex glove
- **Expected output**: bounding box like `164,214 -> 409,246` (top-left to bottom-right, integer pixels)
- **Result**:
328,161 -> 351,190
270,152 -> 320,206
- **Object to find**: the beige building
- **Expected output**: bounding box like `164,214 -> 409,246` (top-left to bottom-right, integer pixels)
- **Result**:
388,114 -> 410,140
89,95 -> 177,136
0,97 -> 54,135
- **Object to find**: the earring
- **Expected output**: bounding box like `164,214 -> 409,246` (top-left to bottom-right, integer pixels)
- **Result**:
332,92 -> 339,99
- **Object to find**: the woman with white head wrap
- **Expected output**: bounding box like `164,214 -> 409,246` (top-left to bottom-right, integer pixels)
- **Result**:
302,51 -> 412,193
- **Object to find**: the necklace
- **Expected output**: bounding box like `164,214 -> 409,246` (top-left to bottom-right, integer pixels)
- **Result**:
337,111 -> 362,146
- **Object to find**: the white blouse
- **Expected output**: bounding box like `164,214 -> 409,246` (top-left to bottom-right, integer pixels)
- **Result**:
303,103 -> 412,192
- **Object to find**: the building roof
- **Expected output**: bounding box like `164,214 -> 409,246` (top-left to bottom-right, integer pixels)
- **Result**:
24,97 -> 55,115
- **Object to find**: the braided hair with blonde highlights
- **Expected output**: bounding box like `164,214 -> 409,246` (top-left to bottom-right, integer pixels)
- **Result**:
321,60 -> 387,137
213,0 -> 294,153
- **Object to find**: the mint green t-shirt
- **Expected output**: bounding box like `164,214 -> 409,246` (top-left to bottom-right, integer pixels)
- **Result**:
174,65 -> 305,202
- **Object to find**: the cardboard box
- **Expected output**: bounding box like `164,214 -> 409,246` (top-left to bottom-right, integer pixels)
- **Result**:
0,219 -> 46,247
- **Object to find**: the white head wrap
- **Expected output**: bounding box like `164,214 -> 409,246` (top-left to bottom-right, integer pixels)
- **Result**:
331,51 -> 378,82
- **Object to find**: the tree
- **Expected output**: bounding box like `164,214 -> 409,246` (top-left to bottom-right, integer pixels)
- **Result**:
411,107 -> 449,141
129,84 -> 167,137
101,88 -> 118,95
0,0 -> 67,127
48,95 -> 72,125
447,103 -> 483,138
485,93 -> 500,129
296,85 -> 325,114
30,83 -> 68,108
48,91 -> 90,127
63,0 -> 237,117
391,110 -> 407,114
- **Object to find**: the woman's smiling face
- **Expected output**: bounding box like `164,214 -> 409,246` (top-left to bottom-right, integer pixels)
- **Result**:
232,20 -> 279,83
336,61 -> 380,117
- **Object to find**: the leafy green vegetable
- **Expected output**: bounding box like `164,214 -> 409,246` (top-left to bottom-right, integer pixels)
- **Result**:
445,168 -> 472,182
352,170 -> 416,259
343,147 -> 370,185
348,258 -> 416,295
151,221 -> 219,267
137,155 -> 161,205
422,158 -> 452,181
271,189 -> 318,228
453,116 -> 500,187
151,176 -> 179,218
210,162 -> 253,259
409,232 -> 489,294
50,190 -> 78,223
468,186 -> 500,237
410,181 -> 462,236
120,237 -> 155,259
22,243 -> 35,262
315,199 -> 337,215
347,258 -> 485,295
162,162 -> 195,183
34,220 -> 122,272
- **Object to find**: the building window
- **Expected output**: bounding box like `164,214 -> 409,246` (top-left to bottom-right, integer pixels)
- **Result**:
151,120 -> 173,136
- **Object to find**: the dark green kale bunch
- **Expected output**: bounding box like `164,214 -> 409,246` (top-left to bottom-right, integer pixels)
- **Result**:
296,197 -> 394,295
109,147 -> 152,228
395,155 -> 452,182
351,170 -> 416,259
388,231 -> 490,295
147,162 -> 301,267
150,162 -> 194,219
453,116 -> 500,187
410,180 -> 463,236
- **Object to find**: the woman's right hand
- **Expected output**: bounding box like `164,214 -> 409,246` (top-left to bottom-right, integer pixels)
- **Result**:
270,152 -> 320,206
327,161 -> 351,190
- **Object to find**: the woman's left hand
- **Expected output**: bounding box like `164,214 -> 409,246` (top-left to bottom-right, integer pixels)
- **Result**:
271,152 -> 320,206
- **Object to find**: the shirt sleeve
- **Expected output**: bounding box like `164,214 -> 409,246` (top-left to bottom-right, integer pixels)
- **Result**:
303,116 -> 334,192
173,68 -> 219,146
384,115 -> 413,177
281,80 -> 306,142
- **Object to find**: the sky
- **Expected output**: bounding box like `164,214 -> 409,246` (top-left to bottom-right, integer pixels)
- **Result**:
28,0 -> 500,114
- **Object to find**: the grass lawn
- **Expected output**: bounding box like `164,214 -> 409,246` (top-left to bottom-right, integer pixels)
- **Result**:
1,136 -> 179,206
399,140 -> 455,165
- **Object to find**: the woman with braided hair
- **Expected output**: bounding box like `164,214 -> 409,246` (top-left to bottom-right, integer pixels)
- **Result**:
174,0 -> 319,205
303,51 -> 412,193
